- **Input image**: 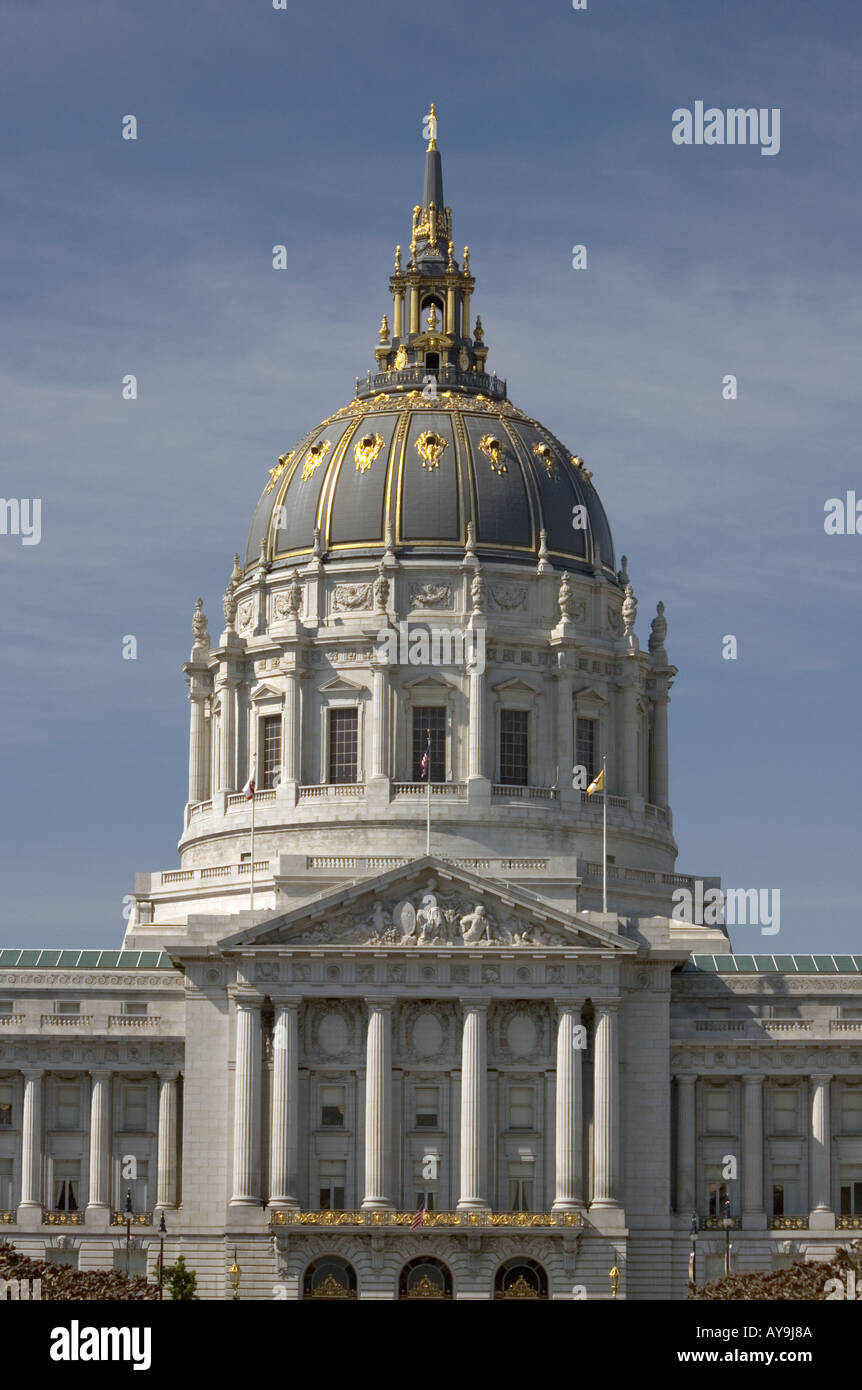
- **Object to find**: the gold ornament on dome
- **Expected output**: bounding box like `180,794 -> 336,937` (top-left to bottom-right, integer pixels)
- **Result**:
264,450 -> 294,495
478,434 -> 507,475
415,430 -> 448,471
501,1275 -> 540,1299
309,1274 -> 354,1300
393,345 -> 408,370
301,439 -> 331,482
532,441 -> 557,478
571,454 -> 593,482
354,432 -> 384,474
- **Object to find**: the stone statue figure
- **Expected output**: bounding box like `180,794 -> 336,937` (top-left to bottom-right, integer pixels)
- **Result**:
374,563 -> 390,612
558,571 -> 573,622
622,583 -> 638,638
285,569 -> 302,617
471,571 -> 485,613
416,893 -> 445,944
460,905 -> 495,943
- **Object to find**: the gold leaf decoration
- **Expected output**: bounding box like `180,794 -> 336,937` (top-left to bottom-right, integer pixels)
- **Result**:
354,432 -> 384,474
532,441 -> 557,479
264,451 -> 294,495
415,430 -> 448,471
478,433 -> 507,475
301,439 -> 331,482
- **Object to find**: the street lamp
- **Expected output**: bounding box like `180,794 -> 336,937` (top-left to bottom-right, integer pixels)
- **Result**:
689,1212 -> 699,1285
608,1265 -> 620,1299
721,1195 -> 733,1276
229,1249 -> 242,1300
124,1189 -> 133,1279
157,1212 -> 167,1301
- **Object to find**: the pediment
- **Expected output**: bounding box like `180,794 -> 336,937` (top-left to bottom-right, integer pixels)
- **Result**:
403,673 -> 456,691
572,683 -> 607,703
220,856 -> 637,955
318,675 -> 363,693
249,682 -> 283,702
491,677 -> 539,694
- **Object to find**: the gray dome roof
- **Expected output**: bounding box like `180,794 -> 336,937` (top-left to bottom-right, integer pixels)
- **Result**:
245,389 -> 615,574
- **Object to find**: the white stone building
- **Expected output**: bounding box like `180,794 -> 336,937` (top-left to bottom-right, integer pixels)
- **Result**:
2,118 -> 861,1300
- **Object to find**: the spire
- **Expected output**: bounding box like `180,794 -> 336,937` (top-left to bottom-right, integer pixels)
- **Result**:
422,104 -> 445,210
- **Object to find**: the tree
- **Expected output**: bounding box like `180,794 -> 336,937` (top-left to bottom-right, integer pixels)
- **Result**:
162,1254 -> 198,1301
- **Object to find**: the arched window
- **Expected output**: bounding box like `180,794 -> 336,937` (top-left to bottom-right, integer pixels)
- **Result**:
302,1255 -> 357,1300
398,1256 -> 453,1300
425,352 -> 440,370
493,1257 -> 548,1300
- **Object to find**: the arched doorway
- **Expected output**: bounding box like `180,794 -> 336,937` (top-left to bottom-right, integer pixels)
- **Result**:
302,1256 -> 357,1300
493,1258 -> 548,1300
398,1256 -> 453,1300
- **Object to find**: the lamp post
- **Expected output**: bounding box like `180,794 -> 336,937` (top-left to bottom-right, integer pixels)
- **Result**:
689,1211 -> 698,1286
157,1212 -> 167,1301
608,1265 -> 620,1299
124,1189 -> 133,1279
229,1249 -> 242,1300
722,1195 -> 733,1277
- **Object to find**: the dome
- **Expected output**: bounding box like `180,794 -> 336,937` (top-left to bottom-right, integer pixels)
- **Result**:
245,389 -> 615,574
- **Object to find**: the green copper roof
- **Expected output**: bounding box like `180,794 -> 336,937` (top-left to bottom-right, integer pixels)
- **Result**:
682,954 -> 862,974
0,949 -> 176,970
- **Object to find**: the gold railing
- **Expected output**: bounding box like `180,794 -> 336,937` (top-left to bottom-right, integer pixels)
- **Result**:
771,1216 -> 808,1230
110,1211 -> 152,1226
0,1211 -> 14,1224
837,1215 -> 862,1229
270,1209 -> 582,1229
41,1211 -> 83,1225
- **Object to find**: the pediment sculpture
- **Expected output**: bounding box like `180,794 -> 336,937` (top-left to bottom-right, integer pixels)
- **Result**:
285,880 -> 573,948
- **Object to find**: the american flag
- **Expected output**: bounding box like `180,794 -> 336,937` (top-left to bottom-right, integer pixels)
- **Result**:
410,1203 -> 426,1230
242,775 -> 255,801
419,730 -> 431,780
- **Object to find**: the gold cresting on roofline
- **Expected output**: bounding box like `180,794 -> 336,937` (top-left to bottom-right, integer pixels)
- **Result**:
269,1209 -> 583,1228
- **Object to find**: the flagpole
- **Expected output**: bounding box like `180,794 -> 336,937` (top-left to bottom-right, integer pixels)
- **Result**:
250,752 -> 257,912
425,727 -> 431,856
601,752 -> 608,914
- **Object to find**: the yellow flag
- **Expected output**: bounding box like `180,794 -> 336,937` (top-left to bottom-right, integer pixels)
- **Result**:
586,768 -> 604,796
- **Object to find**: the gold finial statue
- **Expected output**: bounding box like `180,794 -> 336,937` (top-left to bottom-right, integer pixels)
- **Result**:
394,244 -> 402,273
425,102 -> 438,151
426,302 -> 440,332
447,240 -> 455,271
463,245 -> 470,274
473,315 -> 484,343
379,314 -> 390,342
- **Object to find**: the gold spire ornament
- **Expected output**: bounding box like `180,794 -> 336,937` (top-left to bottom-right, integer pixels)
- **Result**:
447,240 -> 455,271
463,246 -> 470,274
379,314 -> 390,342
425,302 -> 440,332
425,102 -> 438,150
394,244 -> 402,273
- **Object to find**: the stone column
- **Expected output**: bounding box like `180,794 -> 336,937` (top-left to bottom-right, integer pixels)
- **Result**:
230,997 -> 261,1205
216,678 -> 237,793
674,1074 -> 697,1216
369,661 -> 390,781
742,1074 -> 766,1228
362,1002 -> 393,1210
155,1072 -> 179,1209
393,289 -> 403,339
553,652 -> 574,803
86,1072 -> 111,1221
457,1002 -> 490,1211
409,283 -> 420,336
188,692 -> 210,803
445,284 -> 456,335
620,680 -> 639,800
282,666 -> 299,787
809,1073 -> 834,1228
651,692 -> 669,807
462,290 -> 472,340
269,1001 -> 300,1209
467,663 -> 486,781
18,1069 -> 43,1223
591,1004 -> 620,1211
553,1004 -> 584,1210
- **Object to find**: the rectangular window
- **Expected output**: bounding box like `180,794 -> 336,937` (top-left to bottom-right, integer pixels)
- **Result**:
509,1086 -> 534,1130
575,717 -> 597,780
413,1159 -> 439,1212
840,1008 -> 862,1020
113,1248 -> 147,1277
771,1006 -> 799,1020
53,1160 -> 81,1212
414,1087 -> 439,1129
772,1087 -> 798,1134
46,1249 -> 79,1269
704,1088 -> 731,1133
122,1086 -> 149,1131
320,1085 -> 346,1128
319,1159 -> 346,1211
0,1158 -> 13,1209
841,1089 -> 862,1134
56,1002 -> 80,1016
499,710 -> 528,786
120,1159 -> 149,1214
840,1171 -> 862,1217
772,1164 -> 801,1216
0,1082 -> 12,1127
0,1001 -> 13,1015
328,708 -> 358,784
56,1084 -> 81,1130
508,1161 -> 535,1212
412,708 -> 446,782
704,1164 -> 730,1219
123,1002 -> 148,1017
261,714 -> 282,789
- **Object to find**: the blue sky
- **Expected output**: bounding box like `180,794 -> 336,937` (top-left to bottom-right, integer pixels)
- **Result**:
1,0 -> 860,950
